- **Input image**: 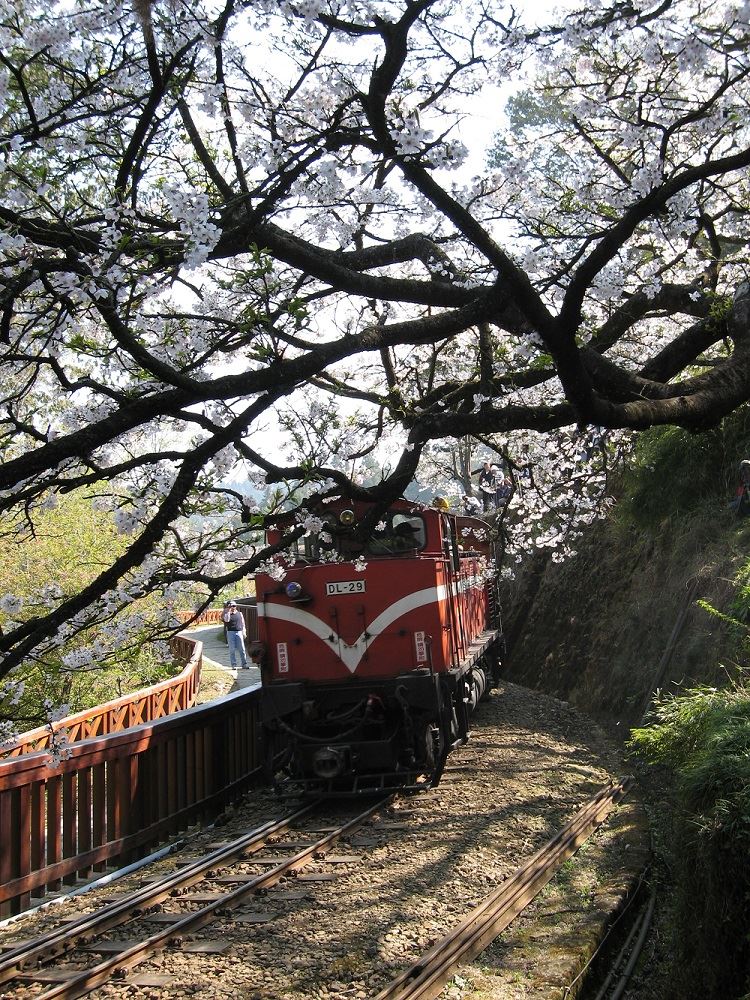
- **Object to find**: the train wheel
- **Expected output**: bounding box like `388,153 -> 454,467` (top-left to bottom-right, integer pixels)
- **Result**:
479,658 -> 493,701
430,724 -> 448,786
426,703 -> 452,787
417,720 -> 445,783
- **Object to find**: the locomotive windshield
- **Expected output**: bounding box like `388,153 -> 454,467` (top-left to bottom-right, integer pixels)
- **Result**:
293,511 -> 426,563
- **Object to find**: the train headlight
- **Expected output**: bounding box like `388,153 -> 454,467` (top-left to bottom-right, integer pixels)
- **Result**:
339,509 -> 356,526
285,581 -> 303,599
312,746 -> 347,779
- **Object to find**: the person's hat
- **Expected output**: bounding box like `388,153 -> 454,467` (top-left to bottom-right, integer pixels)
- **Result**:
228,601 -> 237,607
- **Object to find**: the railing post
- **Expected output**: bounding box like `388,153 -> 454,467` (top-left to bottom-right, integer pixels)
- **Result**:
125,755 -> 139,863
30,782 -> 46,901
194,728 -> 205,810
77,767 -> 92,879
62,772 -> 77,885
92,761 -> 107,871
166,739 -> 177,836
17,785 -> 31,912
46,774 -> 62,891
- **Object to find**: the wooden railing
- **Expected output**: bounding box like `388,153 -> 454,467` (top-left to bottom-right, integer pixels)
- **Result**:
2,636 -> 203,758
0,679 -> 264,916
175,608 -> 225,626
178,602 -> 258,641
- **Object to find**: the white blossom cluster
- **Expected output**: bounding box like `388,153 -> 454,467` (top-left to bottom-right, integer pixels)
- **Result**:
393,120 -> 434,157
113,505 -> 146,536
199,551 -> 227,576
0,678 -> 25,707
496,428 -> 628,571
163,580 -> 192,604
0,721 -> 19,753
257,558 -> 288,583
212,446 -> 240,480
45,727 -> 73,767
300,512 -> 325,535
161,186 -> 221,270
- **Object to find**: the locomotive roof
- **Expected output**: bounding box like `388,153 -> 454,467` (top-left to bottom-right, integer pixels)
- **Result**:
263,497 -> 491,537
264,496 -> 428,524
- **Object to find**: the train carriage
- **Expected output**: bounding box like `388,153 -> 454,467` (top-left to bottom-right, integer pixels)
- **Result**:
253,499 -> 501,794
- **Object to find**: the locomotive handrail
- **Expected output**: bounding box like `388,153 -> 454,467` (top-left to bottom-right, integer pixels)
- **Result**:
0,682 -> 265,917
1,634 -> 203,758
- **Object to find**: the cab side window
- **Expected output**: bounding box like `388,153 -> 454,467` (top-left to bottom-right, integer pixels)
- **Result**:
392,514 -> 426,549
367,514 -> 425,555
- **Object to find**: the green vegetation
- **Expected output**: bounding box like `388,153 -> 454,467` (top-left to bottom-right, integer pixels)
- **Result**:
615,408 -> 750,998
615,405 -> 750,528
629,683 -> 750,999
0,491 -> 178,731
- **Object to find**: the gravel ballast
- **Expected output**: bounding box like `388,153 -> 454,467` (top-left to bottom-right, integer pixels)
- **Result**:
0,681 -> 650,1000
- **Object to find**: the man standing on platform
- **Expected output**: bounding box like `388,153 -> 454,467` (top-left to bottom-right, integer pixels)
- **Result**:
222,601 -> 249,669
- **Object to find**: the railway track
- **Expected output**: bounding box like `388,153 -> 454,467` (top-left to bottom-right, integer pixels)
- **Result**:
374,779 -> 633,1000
0,685 -> 644,1000
0,795 -> 394,999
0,779 -> 632,1000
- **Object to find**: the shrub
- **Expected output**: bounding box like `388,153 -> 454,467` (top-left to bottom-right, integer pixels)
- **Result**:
629,685 -> 750,999
616,406 -> 750,527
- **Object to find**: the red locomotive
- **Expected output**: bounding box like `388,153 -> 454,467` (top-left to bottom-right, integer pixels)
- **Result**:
253,498 -> 501,793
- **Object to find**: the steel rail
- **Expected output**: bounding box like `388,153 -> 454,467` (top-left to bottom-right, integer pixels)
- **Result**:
373,778 -> 632,1000
0,800 -> 319,983
31,795 -> 393,1000
599,891 -> 656,1000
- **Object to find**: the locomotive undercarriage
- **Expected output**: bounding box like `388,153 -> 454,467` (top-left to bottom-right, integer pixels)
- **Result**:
260,647 -> 499,796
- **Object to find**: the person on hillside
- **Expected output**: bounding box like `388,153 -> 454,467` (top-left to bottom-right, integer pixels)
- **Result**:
462,493 -> 482,516
495,471 -> 512,507
730,460 -> 750,516
222,600 -> 249,669
477,460 -> 496,512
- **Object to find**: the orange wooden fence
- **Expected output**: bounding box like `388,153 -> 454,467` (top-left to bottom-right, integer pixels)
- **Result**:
3,635 -> 203,758
0,671 -> 264,916
178,603 -> 258,640
175,608 -> 225,626
0,626 -> 273,917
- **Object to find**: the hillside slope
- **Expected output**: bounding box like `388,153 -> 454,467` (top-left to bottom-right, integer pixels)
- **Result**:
499,506 -> 749,733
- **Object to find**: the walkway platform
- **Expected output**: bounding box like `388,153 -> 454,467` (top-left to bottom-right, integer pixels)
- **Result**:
180,623 -> 261,691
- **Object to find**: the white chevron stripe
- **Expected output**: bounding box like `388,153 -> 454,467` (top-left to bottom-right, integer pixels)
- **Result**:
259,585 -> 449,673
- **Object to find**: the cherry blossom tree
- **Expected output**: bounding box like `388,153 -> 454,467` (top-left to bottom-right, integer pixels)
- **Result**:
2,0 -> 750,695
